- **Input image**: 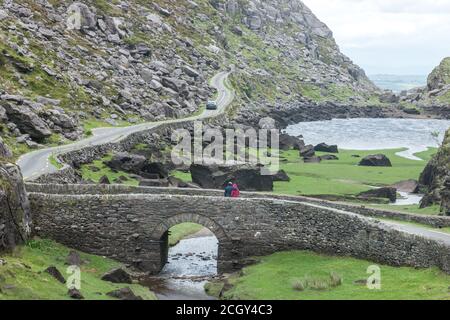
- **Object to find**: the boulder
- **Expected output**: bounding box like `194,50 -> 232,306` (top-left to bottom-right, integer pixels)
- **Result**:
358,187 -> 397,202
359,154 -> 392,167
279,134 -> 304,151
45,266 -> 66,284
319,154 -> 339,161
314,143 -> 338,153
105,152 -> 147,174
272,170 -> 290,182
190,164 -> 273,191
98,175 -> 111,185
68,288 -> 84,300
2,103 -> 51,141
101,268 -> 132,284
299,145 -> 315,158
140,162 -> 170,179
380,91 -> 400,103
106,287 -> 143,300
67,2 -> 97,30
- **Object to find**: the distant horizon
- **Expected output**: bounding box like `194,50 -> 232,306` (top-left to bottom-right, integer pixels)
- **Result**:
302,0 -> 450,75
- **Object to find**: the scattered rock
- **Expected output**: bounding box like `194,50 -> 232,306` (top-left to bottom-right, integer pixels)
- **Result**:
45,266 -> 66,284
99,175 -> 111,185
319,154 -> 339,161
299,145 -> 315,158
101,268 -> 132,284
314,143 -> 338,153
359,154 -> 392,167
106,287 -> 143,300
68,288 -> 84,300
272,170 -> 290,182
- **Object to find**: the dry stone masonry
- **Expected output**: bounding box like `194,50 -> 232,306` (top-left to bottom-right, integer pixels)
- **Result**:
28,184 -> 450,275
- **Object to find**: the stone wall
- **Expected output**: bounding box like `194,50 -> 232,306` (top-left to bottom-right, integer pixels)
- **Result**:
26,183 -> 450,228
28,190 -> 450,274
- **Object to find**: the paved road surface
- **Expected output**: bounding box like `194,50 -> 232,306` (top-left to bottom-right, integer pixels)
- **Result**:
17,70 -> 234,181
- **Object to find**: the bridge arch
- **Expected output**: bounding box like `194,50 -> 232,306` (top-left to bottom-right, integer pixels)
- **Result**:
151,213 -> 230,273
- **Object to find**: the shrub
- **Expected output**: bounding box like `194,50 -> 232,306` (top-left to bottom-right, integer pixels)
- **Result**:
330,272 -> 343,287
292,279 -> 306,291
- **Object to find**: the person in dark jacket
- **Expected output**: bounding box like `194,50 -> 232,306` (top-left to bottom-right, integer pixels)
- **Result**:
224,182 -> 234,197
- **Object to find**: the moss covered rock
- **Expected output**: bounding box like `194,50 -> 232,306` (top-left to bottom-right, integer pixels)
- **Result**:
419,129 -> 450,215
427,57 -> 450,91
0,160 -> 32,251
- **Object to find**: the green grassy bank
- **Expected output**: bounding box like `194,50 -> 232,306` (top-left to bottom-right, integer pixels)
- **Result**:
206,251 -> 450,300
0,239 -> 156,300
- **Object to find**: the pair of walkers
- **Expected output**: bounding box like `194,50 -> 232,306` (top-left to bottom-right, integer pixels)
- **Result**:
224,182 -> 240,198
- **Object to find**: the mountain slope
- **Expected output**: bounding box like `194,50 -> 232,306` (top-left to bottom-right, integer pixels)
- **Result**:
0,0 -> 380,157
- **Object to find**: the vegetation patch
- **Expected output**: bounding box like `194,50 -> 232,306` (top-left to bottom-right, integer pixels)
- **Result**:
169,223 -> 204,246
208,251 -> 450,300
0,238 -> 156,300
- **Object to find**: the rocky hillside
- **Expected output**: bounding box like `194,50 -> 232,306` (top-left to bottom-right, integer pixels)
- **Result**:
396,57 -> 450,117
0,0 -> 384,157
419,128 -> 450,216
0,138 -> 32,251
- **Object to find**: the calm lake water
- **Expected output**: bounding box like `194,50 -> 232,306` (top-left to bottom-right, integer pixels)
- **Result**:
285,118 -> 450,161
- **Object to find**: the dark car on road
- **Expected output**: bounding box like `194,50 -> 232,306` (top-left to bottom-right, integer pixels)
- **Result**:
206,100 -> 218,110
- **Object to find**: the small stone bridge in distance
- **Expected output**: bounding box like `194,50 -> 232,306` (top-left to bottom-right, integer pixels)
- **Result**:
26,184 -> 450,275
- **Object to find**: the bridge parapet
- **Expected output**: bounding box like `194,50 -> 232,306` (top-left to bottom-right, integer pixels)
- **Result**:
28,190 -> 450,274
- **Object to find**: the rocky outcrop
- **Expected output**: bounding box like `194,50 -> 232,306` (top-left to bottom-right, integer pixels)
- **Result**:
190,163 -> 273,191
0,159 -> 32,251
359,154 -> 392,167
0,137 -> 12,158
427,57 -> 450,91
314,143 -> 338,153
419,129 -> 450,215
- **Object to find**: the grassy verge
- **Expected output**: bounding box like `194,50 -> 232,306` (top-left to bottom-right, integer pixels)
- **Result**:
367,204 -> 441,216
206,251 -> 450,300
274,148 -> 436,197
169,223 -> 204,246
0,239 -> 156,300
377,218 -> 450,235
79,154 -> 139,186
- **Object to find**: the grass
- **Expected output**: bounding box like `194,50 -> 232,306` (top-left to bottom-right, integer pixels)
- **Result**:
0,239 -> 156,300
207,251 -> 450,300
274,148 -> 437,197
368,204 -> 442,216
377,218 -> 450,235
79,154 -> 139,186
169,223 -> 204,246
171,170 -> 193,183
49,154 -> 63,169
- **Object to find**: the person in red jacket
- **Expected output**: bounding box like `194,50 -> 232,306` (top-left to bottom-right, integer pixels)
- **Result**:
231,183 -> 240,198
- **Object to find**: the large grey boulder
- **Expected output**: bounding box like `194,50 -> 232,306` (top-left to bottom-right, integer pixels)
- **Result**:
2,102 -> 51,141
101,268 -> 133,284
105,152 -> 147,174
314,143 -> 338,153
190,164 -> 274,191
67,2 -> 97,30
359,154 -> 392,167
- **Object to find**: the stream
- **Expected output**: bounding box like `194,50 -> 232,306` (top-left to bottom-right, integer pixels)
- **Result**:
140,232 -> 218,300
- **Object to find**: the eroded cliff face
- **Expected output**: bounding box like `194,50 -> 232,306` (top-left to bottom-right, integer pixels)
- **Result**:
0,140 -> 31,251
419,129 -> 450,216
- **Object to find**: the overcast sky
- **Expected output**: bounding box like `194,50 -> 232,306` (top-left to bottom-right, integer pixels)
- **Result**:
302,0 -> 450,75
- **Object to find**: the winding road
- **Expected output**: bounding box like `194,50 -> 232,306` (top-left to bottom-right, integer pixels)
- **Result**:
17,70 -> 234,181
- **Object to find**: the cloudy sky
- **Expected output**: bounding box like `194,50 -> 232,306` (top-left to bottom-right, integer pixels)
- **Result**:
302,0 -> 450,75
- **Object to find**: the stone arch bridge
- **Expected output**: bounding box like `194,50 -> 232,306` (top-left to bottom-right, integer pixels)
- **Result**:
26,184 -> 450,274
